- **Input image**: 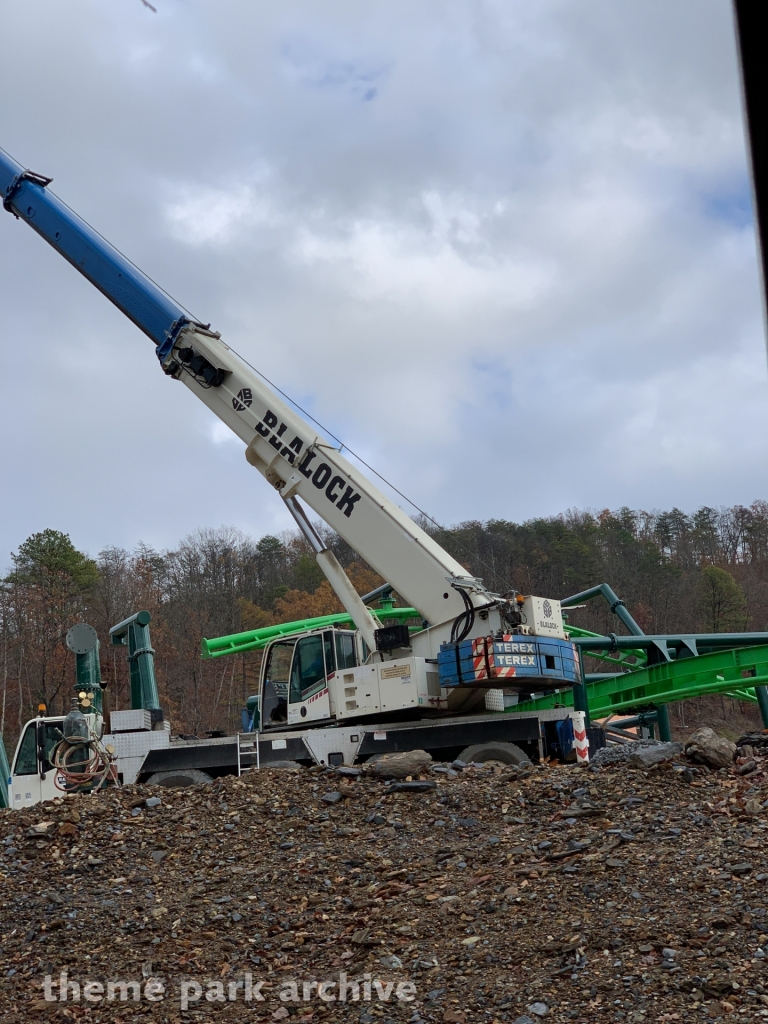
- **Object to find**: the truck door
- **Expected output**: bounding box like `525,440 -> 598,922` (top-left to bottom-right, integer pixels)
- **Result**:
260,640 -> 296,727
287,633 -> 332,725
9,719 -> 64,808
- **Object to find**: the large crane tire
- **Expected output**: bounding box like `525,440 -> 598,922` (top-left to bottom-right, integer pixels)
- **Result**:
457,741 -> 531,767
145,768 -> 213,788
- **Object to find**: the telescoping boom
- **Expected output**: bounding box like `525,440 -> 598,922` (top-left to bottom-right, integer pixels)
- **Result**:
0,148 -> 581,690
0,150 -> 488,640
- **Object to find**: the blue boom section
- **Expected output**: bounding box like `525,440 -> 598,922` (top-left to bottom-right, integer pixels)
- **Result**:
0,150 -> 188,360
439,635 -> 580,688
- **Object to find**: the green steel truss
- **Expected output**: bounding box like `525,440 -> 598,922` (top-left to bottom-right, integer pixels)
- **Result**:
566,624 -> 647,670
513,642 -> 768,718
0,734 -> 10,809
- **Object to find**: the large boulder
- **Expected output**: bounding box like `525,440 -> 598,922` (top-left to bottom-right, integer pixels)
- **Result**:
371,749 -> 432,779
684,727 -> 736,769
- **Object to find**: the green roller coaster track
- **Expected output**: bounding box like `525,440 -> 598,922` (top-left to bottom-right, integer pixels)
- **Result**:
513,636 -> 768,719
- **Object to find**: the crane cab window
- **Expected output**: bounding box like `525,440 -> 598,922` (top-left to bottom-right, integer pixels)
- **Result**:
13,721 -> 63,776
289,635 -> 328,704
335,632 -> 356,671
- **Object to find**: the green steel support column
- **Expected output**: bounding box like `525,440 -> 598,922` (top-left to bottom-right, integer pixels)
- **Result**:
655,703 -> 672,742
132,614 -> 160,710
572,660 -> 590,728
561,583 -> 645,637
755,686 -> 768,729
75,644 -> 103,715
110,611 -> 161,711
65,623 -> 104,715
0,737 -> 10,809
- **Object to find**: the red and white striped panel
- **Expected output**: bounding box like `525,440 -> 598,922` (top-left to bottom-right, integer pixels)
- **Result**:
471,636 -> 517,680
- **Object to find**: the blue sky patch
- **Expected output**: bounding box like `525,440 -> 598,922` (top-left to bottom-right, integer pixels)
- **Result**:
702,177 -> 754,228
281,40 -> 388,103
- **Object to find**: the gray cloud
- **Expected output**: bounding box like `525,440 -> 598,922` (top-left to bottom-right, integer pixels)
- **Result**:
0,0 -> 765,565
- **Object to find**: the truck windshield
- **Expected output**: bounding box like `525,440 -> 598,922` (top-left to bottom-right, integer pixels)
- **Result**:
14,721 -> 63,776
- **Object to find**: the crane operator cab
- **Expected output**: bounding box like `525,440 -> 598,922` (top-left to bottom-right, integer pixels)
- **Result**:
249,628 -> 359,731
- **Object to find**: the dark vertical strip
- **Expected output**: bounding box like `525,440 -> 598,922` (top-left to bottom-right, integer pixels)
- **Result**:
733,1 -> 768,336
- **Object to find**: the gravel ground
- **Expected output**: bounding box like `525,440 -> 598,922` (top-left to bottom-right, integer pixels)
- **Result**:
1,746 -> 768,1023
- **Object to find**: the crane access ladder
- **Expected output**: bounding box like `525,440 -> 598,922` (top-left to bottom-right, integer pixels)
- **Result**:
236,734 -> 261,776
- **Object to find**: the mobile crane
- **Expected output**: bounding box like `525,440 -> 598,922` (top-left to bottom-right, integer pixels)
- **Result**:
0,147 -> 585,805
10,1 -> 768,801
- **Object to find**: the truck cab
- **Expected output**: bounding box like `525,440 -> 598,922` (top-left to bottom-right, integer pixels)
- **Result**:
7,715 -> 105,808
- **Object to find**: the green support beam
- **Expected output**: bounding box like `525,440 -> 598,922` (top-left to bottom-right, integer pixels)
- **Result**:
0,735 -> 10,809
75,643 -> 103,715
65,623 -> 104,715
572,659 -> 591,728
756,685 -> 768,728
562,583 -> 645,636
565,625 -> 648,671
110,611 -> 161,711
655,703 -> 672,742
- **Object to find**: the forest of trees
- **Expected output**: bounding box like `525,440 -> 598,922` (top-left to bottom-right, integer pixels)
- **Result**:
1,501 -> 767,752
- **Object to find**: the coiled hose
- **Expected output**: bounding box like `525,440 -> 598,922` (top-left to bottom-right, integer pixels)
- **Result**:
51,737 -> 118,793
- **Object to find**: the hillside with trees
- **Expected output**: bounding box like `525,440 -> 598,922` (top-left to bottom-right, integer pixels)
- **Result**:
2,502 -> 767,751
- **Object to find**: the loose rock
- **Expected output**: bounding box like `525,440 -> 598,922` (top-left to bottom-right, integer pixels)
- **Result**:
684,726 -> 737,768
372,749 -> 432,779
592,739 -> 677,767
628,741 -> 682,767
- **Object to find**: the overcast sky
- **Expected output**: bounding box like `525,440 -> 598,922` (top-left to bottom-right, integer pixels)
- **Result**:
0,0 -> 765,564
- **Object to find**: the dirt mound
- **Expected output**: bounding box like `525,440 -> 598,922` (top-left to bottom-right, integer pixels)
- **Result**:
2,750 -> 768,1022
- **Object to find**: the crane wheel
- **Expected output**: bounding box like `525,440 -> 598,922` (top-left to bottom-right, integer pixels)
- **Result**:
458,741 -> 531,767
145,768 -> 213,788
